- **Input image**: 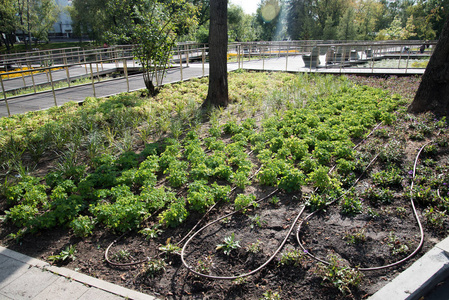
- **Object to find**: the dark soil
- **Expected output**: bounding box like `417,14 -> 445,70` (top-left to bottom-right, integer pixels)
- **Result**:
1,75 -> 448,300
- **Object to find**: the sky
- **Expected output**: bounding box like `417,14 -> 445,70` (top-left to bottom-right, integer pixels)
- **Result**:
229,0 -> 260,15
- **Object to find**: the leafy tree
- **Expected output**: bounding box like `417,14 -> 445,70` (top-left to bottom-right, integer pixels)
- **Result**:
14,0 -> 59,49
29,0 -> 59,43
0,0 -> 18,50
256,0 -> 283,41
69,0 -> 106,42
130,0 -> 196,96
228,4 -> 259,42
337,7 -> 356,40
375,15 -> 416,40
354,0 -> 383,40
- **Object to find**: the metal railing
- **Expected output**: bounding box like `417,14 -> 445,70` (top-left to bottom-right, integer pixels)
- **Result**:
0,40 -> 436,116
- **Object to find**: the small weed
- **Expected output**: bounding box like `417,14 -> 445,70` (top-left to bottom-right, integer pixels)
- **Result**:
424,207 -> 446,229
387,232 -> 409,255
145,258 -> 166,277
232,277 -> 247,286
269,195 -> 280,206
195,255 -> 213,274
260,289 -> 281,300
48,245 -> 76,264
249,214 -> 267,229
315,255 -> 363,295
246,240 -> 262,254
344,228 -> 366,245
395,207 -> 407,219
139,224 -> 163,240
113,249 -> 131,262
216,233 -> 241,255
279,249 -> 303,267
159,239 -> 181,255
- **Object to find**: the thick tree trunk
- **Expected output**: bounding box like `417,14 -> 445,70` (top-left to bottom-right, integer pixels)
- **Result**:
408,15 -> 449,117
204,0 -> 228,107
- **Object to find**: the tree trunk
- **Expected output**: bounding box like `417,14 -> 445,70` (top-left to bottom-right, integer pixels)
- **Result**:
204,0 -> 228,107
408,15 -> 449,117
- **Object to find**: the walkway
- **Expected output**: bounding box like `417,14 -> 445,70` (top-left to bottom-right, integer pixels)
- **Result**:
0,246 -> 155,300
0,55 -> 424,117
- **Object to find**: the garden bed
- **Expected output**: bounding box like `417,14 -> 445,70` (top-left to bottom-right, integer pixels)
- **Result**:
0,72 -> 447,299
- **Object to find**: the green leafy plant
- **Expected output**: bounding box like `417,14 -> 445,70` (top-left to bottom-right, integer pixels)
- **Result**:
216,233 -> 241,255
234,194 -> 258,213
159,239 -> 181,255
195,255 -> 213,275
249,214 -> 267,229
260,289 -> 281,300
279,249 -> 304,267
139,224 -> 163,240
70,215 -> 96,238
48,245 -> 77,264
315,255 -> 363,295
246,240 -> 263,254
144,258 -> 166,278
387,231 -> 409,255
344,228 -> 366,244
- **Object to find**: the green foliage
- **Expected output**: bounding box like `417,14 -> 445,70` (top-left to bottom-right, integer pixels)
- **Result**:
371,168 -> 403,187
364,187 -> 394,206
340,190 -> 363,216
234,194 -> 257,212
48,245 -> 77,264
187,180 -> 214,212
315,255 -> 363,295
90,185 -> 146,233
344,228 -> 366,244
216,232 -> 241,255
145,258 -> 166,278
70,215 -> 96,238
387,232 -> 409,255
279,249 -> 304,267
158,198 -> 188,228
278,167 -> 305,193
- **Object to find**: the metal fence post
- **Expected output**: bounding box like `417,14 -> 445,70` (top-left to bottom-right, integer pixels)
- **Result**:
179,48 -> 183,81
124,59 -> 129,92
48,67 -> 58,107
0,76 -> 11,116
202,48 -> 205,77
90,63 -> 96,97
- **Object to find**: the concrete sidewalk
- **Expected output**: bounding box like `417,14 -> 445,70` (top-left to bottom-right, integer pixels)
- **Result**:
0,246 -> 156,300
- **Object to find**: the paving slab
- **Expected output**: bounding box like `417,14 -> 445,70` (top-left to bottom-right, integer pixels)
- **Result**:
0,246 -> 157,300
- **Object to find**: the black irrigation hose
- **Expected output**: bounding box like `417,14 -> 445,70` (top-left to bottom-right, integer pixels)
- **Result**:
296,142 -> 430,271
180,189 -> 306,280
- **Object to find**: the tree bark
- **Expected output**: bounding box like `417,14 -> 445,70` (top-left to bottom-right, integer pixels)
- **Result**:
204,0 -> 228,107
408,15 -> 449,117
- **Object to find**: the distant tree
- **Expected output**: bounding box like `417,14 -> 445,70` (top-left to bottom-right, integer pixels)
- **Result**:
256,0 -> 282,41
337,7 -> 356,40
0,0 -> 18,50
204,0 -> 228,107
29,0 -> 60,43
322,16 -> 337,40
408,16 -> 449,117
69,0 -> 105,42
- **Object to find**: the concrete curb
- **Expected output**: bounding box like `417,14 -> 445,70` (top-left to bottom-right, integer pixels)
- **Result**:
369,236 -> 449,300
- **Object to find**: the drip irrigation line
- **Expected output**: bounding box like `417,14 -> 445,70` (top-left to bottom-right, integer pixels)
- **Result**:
104,162 -> 263,267
181,189 -> 306,280
296,142 -> 430,271
105,230 -> 151,267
